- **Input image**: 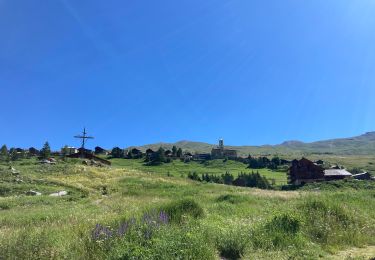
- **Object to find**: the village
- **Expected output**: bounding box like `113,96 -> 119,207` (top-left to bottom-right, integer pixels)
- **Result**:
2,128 -> 372,187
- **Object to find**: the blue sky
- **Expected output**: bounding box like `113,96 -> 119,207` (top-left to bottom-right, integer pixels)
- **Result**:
1,0 -> 375,150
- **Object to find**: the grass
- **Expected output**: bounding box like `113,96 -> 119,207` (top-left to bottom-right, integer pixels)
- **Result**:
109,158 -> 288,185
0,157 -> 374,259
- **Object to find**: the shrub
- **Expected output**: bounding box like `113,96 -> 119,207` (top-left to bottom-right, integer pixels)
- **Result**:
216,228 -> 249,259
216,194 -> 247,204
252,213 -> 305,250
298,198 -> 364,248
264,213 -> 300,234
159,199 -> 204,223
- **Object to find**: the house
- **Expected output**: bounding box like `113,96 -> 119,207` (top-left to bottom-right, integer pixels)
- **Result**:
288,158 -> 352,185
130,148 -> 143,158
164,150 -> 172,157
315,160 -> 324,165
61,147 -> 78,155
94,146 -> 108,155
289,158 -> 325,185
78,147 -> 93,154
211,139 -> 237,159
183,152 -> 193,161
146,149 -> 154,155
193,153 -> 211,161
352,172 -> 372,180
323,169 -> 352,181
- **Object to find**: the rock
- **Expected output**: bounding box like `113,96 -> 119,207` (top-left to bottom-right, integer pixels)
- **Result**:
10,167 -> 19,174
26,190 -> 42,196
49,191 -> 68,197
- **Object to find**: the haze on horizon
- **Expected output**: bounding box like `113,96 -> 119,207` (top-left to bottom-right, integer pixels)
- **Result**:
1,0 -> 375,149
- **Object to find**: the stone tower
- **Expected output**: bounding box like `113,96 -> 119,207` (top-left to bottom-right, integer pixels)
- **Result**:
219,139 -> 224,150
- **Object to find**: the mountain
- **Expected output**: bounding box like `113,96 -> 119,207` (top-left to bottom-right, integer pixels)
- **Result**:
130,132 -> 375,156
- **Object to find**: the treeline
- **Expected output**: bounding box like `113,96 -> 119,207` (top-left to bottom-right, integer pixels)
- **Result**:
188,171 -> 271,189
0,142 -> 52,162
234,156 -> 289,170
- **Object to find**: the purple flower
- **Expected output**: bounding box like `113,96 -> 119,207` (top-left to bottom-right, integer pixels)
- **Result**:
92,224 -> 113,241
158,211 -> 169,224
117,221 -> 129,237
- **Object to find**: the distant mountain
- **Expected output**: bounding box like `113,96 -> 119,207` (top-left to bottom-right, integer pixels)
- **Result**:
275,131 -> 375,155
130,132 -> 375,156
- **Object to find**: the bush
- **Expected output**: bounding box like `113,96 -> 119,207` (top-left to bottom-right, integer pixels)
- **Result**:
216,228 -> 249,259
216,194 -> 248,204
252,213 -> 305,250
159,199 -> 204,223
264,213 -> 300,234
298,198 -> 362,248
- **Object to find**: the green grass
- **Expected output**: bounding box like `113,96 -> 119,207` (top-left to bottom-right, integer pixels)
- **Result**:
0,158 -> 374,259
109,158 -> 288,185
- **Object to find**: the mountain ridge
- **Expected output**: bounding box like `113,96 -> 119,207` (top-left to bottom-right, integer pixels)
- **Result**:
128,131 -> 375,156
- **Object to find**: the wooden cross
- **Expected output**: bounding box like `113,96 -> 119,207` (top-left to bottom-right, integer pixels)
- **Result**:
74,127 -> 94,157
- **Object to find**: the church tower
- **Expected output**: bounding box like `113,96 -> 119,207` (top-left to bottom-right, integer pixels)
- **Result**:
219,139 -> 224,150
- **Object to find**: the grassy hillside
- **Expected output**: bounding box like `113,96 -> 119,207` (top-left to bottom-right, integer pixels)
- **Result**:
109,159 -> 288,185
132,131 -> 375,156
0,158 -> 374,259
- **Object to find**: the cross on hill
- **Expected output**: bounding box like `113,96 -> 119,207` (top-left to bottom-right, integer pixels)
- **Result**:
74,128 -> 94,157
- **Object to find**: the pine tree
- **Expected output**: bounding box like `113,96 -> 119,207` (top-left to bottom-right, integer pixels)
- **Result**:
176,148 -> 183,158
40,142 -> 51,159
61,145 -> 69,159
0,145 -> 8,161
172,146 -> 177,157
10,148 -> 19,161
152,147 -> 165,164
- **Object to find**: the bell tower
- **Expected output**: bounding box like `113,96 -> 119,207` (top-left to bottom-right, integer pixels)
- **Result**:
219,139 -> 224,150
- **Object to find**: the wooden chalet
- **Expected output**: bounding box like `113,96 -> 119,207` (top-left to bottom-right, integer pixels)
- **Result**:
289,158 -> 352,185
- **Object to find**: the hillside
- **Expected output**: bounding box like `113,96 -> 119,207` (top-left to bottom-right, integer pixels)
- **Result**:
1,159 -> 374,259
131,132 -> 375,156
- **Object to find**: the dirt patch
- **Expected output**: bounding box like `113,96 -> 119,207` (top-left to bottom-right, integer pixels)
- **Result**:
330,245 -> 375,259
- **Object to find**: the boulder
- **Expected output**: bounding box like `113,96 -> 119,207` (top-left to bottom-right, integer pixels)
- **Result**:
26,190 -> 42,196
49,191 -> 68,197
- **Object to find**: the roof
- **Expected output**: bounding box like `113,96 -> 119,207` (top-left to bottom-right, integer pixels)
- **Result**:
352,172 -> 370,177
324,169 -> 352,177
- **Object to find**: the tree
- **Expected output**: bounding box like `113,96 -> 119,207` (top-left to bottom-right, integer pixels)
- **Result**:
176,148 -> 183,158
0,145 -> 8,161
9,148 -> 19,161
111,147 -> 124,158
40,142 -> 51,159
151,147 -> 166,165
61,145 -> 69,159
172,146 -> 177,157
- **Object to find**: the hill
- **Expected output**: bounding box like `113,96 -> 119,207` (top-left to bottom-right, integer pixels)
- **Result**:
1,158 -> 374,259
130,132 -> 375,156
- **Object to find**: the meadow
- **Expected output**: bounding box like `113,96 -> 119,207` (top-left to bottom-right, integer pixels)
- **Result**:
0,157 -> 374,259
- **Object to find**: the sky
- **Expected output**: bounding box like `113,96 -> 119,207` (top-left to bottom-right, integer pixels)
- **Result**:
1,0 -> 375,150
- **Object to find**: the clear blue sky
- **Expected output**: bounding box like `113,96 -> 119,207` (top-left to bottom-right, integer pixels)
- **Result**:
1,0 -> 375,150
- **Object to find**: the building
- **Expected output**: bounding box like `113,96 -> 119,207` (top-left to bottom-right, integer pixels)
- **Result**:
61,147 -> 78,155
129,148 -> 143,158
352,172 -> 372,180
288,158 -> 352,185
193,153 -> 211,161
94,146 -> 108,155
289,158 -> 325,185
323,169 -> 352,181
211,139 -> 237,159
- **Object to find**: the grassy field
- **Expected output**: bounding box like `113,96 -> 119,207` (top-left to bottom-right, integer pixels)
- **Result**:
109,158 -> 288,185
0,158 -> 374,259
